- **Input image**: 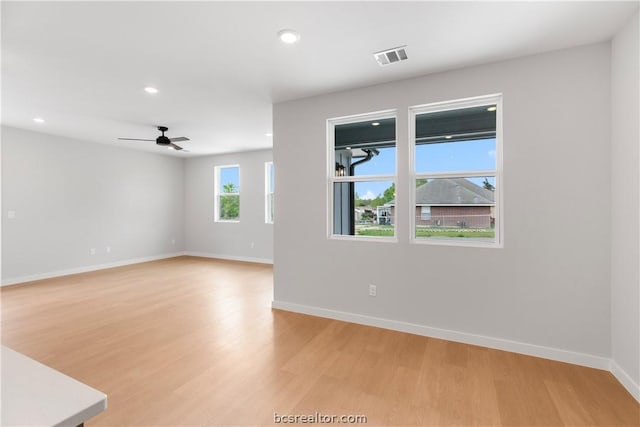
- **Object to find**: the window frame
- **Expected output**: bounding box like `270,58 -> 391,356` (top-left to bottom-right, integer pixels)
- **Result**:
327,109 -> 398,242
409,94 -> 503,248
214,164 -> 241,223
265,161 -> 274,224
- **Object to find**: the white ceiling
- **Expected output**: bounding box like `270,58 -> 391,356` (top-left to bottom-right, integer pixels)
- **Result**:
2,1 -> 638,157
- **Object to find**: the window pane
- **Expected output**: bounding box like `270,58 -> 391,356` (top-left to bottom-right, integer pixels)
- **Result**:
219,194 -> 239,220
415,138 -> 496,173
414,177 -> 495,240
265,162 -> 274,223
420,206 -> 431,220
267,193 -> 274,223
268,163 -> 275,193
333,180 -> 395,237
335,118 -> 395,177
415,104 -> 497,173
219,166 -> 239,193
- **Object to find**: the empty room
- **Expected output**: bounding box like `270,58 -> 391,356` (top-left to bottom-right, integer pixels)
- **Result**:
1,2 -> 639,426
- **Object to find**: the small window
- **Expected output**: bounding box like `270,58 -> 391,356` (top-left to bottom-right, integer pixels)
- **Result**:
420,206 -> 431,220
411,95 -> 502,246
328,111 -> 396,240
265,162 -> 274,223
215,165 -> 240,222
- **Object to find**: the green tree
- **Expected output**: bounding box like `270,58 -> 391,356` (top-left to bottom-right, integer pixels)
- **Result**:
220,183 -> 239,219
354,192 -> 367,207
482,178 -> 495,191
370,195 -> 386,208
223,183 -> 237,193
382,183 -> 395,203
361,211 -> 374,222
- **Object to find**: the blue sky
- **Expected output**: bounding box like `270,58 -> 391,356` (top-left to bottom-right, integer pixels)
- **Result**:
218,139 -> 496,198
220,166 -> 240,192
353,138 -> 496,199
220,165 -> 274,193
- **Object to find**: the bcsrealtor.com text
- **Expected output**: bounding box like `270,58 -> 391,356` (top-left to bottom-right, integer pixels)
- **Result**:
274,412 -> 368,424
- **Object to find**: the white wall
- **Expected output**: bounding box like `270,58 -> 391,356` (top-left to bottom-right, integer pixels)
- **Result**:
1,126 -> 185,284
611,11 -> 640,400
184,149 -> 273,263
273,43 -> 612,365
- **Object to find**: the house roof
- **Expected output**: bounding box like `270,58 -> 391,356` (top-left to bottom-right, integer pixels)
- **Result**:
389,178 -> 495,206
417,178 -> 495,205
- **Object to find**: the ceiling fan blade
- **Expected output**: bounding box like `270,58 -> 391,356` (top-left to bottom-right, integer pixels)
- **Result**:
169,143 -> 183,151
169,137 -> 190,143
118,138 -> 154,141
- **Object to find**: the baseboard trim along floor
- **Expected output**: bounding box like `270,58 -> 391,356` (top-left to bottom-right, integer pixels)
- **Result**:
1,252 -> 186,287
272,299 -> 640,402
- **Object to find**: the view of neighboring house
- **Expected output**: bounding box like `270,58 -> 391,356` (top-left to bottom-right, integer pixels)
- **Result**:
378,178 -> 495,228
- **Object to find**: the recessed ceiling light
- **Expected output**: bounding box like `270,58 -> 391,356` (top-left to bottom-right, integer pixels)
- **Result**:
371,122 -> 380,126
278,29 -> 300,44
487,106 -> 497,112
445,136 -> 452,139
265,133 -> 273,137
33,117 -> 45,123
346,146 -> 351,150
144,86 -> 159,94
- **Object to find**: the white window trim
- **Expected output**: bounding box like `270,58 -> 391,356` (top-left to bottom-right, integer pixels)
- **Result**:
409,94 -> 503,248
214,164 -> 240,223
265,161 -> 274,224
327,109 -> 398,242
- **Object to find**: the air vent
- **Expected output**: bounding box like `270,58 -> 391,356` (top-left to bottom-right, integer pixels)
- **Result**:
373,46 -> 408,66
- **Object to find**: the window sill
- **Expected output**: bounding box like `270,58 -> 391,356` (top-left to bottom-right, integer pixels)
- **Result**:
329,235 -> 397,243
411,237 -> 502,248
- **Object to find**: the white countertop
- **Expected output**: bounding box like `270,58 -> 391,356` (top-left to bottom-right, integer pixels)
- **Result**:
1,346 -> 107,427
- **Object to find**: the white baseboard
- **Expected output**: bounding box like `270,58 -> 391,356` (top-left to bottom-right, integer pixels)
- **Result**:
1,251 -> 272,287
610,360 -> 640,402
271,300 -> 611,371
184,251 -> 273,265
1,252 -> 186,286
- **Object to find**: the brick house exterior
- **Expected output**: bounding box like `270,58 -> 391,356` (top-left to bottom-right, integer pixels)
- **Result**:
414,205 -> 492,228
383,178 -> 495,228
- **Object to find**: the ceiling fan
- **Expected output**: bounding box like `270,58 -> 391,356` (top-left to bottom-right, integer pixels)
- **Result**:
118,126 -> 190,151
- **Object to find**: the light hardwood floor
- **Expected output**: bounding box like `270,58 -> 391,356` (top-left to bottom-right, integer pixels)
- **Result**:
1,256 -> 638,426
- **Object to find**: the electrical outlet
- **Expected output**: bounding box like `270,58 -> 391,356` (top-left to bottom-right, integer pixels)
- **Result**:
171,239 -> 176,245
250,242 -> 255,249
106,246 -> 111,253
90,248 -> 96,255
369,284 -> 377,297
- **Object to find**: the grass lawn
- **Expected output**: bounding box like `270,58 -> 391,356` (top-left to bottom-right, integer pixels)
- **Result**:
356,226 -> 495,238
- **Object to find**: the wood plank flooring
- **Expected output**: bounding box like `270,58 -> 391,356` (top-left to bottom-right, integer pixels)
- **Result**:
1,256 -> 638,426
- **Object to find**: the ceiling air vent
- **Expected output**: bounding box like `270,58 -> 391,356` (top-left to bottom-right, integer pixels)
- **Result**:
373,46 -> 408,66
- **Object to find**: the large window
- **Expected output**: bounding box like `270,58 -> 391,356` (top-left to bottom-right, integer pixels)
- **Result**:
328,111 -> 396,239
410,95 -> 502,246
215,165 -> 240,222
265,162 -> 274,224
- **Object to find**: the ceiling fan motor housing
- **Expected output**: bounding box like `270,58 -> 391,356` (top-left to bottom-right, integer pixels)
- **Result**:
156,126 -> 170,145
156,136 -> 171,145
118,126 -> 188,150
